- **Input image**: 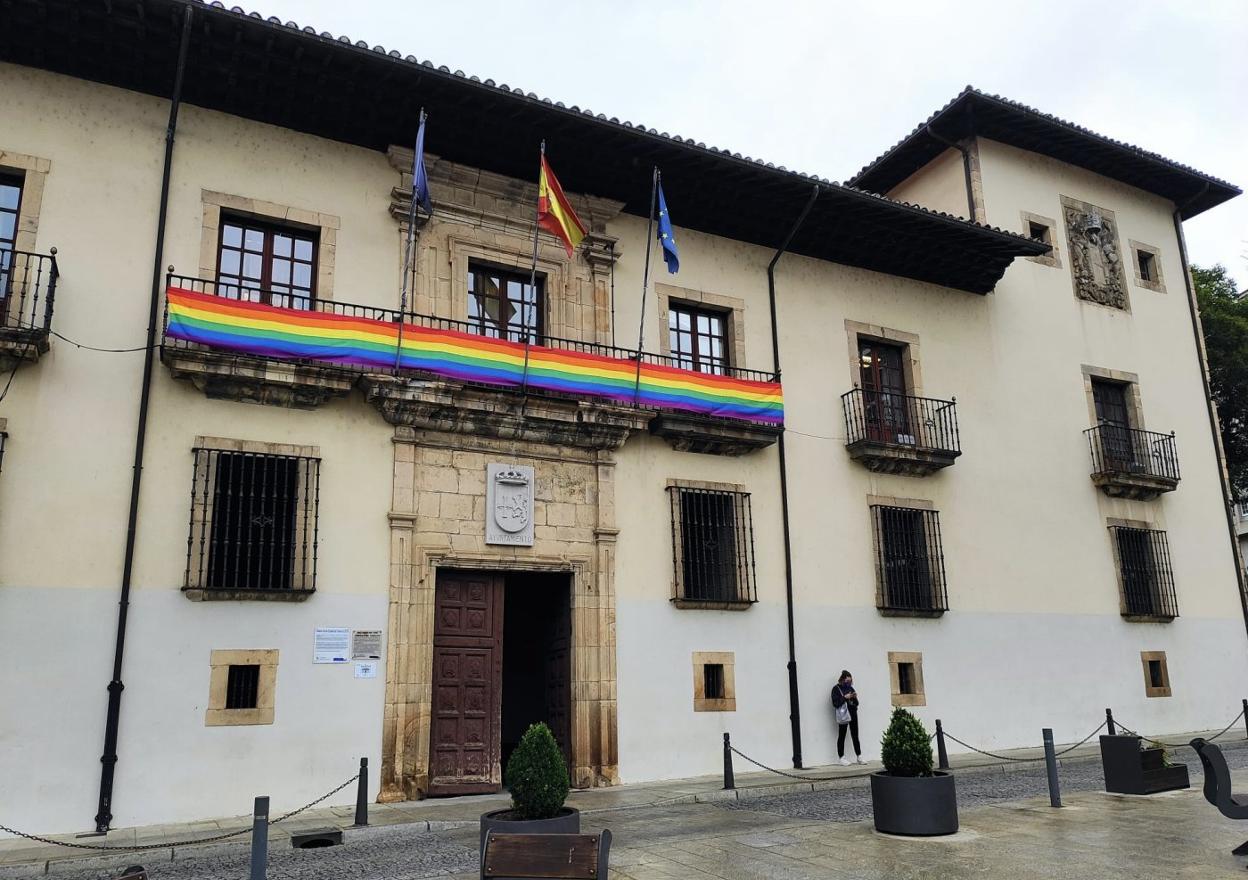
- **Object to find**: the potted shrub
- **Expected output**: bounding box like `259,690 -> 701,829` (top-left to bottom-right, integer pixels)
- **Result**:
479,722 -> 579,848
870,708 -> 958,836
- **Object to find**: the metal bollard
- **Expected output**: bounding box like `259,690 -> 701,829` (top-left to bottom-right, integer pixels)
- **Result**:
249,796 -> 269,880
1042,728 -> 1061,808
353,757 -> 369,827
1243,699 -> 1247,740
723,732 -> 735,790
1105,708 -> 1116,736
935,719 -> 949,770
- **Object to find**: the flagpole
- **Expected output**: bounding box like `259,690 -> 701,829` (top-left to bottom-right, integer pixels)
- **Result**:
521,140 -> 544,397
394,108 -> 426,376
633,166 -> 659,405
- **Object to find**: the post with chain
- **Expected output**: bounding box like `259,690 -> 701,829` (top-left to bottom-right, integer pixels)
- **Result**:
353,757 -> 369,827
723,733 -> 735,790
249,797 -> 269,880
1042,728 -> 1062,808
1242,699 -> 1247,740
935,719 -> 949,770
1105,708 -> 1116,736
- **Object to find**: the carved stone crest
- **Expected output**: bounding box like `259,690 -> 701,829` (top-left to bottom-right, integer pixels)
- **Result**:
1062,196 -> 1127,310
485,463 -> 534,546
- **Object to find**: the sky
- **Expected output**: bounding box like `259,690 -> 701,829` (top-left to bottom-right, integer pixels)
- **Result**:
252,0 -> 1247,288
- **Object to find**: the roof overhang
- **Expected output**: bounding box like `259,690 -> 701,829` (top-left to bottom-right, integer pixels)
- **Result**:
849,87 -> 1240,220
1,1 -> 1046,294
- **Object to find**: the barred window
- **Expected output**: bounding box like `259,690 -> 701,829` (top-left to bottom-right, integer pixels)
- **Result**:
669,486 -> 757,606
186,447 -> 320,595
1111,526 -> 1178,619
226,664 -> 261,710
871,505 -> 948,614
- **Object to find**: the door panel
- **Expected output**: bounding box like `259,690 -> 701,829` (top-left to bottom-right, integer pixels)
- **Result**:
859,341 -> 910,442
1092,380 -> 1138,470
429,571 -> 503,796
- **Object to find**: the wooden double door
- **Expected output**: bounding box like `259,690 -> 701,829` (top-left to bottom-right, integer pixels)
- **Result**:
428,570 -> 571,797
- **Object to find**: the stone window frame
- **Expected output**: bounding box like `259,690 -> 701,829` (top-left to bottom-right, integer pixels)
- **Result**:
844,321 -> 923,395
656,283 -> 747,369
199,190 -> 339,300
446,234 -> 572,340
206,649 -> 279,726
887,651 -> 926,708
666,478 -> 756,611
1080,365 -> 1147,431
1140,650 -> 1171,698
867,495 -> 945,618
692,651 -> 736,712
1106,516 -> 1177,622
0,150 -> 51,253
184,435 -> 321,602
1020,210 -> 1061,269
1129,240 -> 1166,294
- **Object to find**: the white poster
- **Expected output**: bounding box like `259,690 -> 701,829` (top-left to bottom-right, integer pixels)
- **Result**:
354,661 -> 378,679
351,629 -> 383,661
314,627 -> 350,664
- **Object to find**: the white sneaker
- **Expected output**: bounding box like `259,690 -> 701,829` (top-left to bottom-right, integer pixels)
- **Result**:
839,757 -> 851,766
855,755 -> 866,765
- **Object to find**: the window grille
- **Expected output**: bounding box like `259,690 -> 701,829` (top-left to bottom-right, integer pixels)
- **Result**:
668,487 -> 757,605
185,447 -> 320,594
703,664 -> 725,700
226,664 -> 261,709
871,505 -> 948,613
1111,526 -> 1178,619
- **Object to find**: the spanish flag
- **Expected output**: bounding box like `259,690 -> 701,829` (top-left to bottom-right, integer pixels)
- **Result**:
538,155 -> 587,257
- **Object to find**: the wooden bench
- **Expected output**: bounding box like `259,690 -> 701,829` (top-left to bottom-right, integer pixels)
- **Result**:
481,831 -> 612,880
1191,737 -> 1248,855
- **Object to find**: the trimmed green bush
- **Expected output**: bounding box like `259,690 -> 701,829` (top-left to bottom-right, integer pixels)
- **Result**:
505,722 -> 570,820
880,708 -> 934,777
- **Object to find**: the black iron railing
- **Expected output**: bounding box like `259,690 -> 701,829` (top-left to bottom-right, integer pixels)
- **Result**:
0,249 -> 59,334
1085,424 -> 1179,482
871,505 -> 949,613
163,274 -> 778,384
185,446 -> 321,594
842,389 -> 960,454
668,486 -> 758,605
1110,526 -> 1179,619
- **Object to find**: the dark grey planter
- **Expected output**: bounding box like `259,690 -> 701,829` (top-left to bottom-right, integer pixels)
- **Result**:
479,807 -> 579,851
1100,735 -> 1190,795
870,771 -> 958,836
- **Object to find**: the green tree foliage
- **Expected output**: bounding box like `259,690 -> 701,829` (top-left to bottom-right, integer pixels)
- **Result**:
1194,264 -> 1248,499
505,722 -> 570,820
879,707 -> 934,777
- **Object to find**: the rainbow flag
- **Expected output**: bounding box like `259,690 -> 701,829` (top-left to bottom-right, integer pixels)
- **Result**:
165,287 -> 783,425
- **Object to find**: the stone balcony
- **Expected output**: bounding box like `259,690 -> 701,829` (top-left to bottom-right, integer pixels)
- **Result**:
1085,424 -> 1180,501
0,248 -> 58,372
841,389 -> 961,476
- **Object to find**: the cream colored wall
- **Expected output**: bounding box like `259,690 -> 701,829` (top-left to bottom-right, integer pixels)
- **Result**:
886,146 -> 969,218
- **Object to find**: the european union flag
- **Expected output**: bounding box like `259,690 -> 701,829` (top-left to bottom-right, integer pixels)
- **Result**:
657,181 -> 679,274
412,112 -> 432,214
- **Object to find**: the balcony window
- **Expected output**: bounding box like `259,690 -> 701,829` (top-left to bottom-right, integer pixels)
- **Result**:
0,173 -> 22,324
185,445 -> 320,597
1111,526 -> 1179,620
217,216 -> 317,310
467,263 -> 542,343
1085,376 -> 1179,499
668,486 -> 757,607
668,302 -> 729,375
872,505 -> 948,615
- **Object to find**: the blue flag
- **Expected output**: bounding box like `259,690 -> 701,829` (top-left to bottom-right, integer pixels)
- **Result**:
412,112 -> 432,214
657,180 -> 679,274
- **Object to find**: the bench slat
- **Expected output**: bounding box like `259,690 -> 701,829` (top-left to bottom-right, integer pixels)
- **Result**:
483,833 -> 601,879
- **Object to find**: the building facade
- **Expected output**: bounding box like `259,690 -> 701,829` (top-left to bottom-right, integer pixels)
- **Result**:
1,0 -> 1245,835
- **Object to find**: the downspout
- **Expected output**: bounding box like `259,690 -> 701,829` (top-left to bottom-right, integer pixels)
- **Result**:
768,185 -> 820,769
94,5 -> 194,833
1172,183 -> 1248,634
925,125 -> 977,223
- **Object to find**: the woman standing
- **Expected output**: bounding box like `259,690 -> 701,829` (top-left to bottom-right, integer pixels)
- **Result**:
832,670 -> 863,765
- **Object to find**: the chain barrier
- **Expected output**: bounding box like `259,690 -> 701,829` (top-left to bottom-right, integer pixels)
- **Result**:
0,773 -> 360,853
728,746 -> 851,782
1113,707 -> 1246,750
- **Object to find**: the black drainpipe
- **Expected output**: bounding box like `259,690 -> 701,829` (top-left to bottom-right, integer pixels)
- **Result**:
924,125 -> 977,222
94,5 -> 194,833
1172,184 -> 1248,634
768,185 -> 820,769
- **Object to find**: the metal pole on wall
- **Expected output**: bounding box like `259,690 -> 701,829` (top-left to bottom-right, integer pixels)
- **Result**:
631,166 -> 658,405
394,108 -> 426,376
1042,728 -> 1062,807
520,141 -> 545,396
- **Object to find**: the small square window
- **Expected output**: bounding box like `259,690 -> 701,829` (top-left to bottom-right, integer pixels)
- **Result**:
1147,660 -> 1163,689
1140,651 -> 1171,698
703,664 -> 725,700
1138,251 -> 1155,282
897,662 -> 916,695
888,651 -> 926,707
226,664 -> 261,709
1028,221 -> 1051,244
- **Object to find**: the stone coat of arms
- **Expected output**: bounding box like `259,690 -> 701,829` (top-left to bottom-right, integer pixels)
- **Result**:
1063,197 -> 1127,310
485,463 -> 535,546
